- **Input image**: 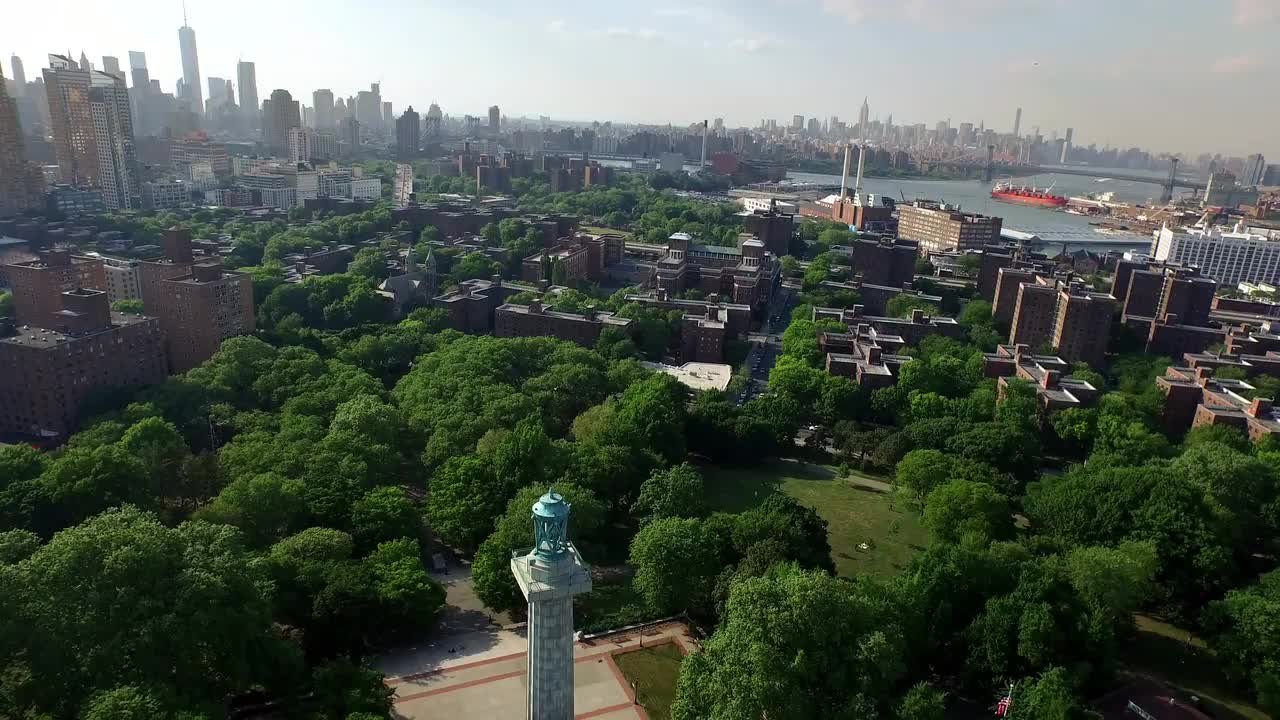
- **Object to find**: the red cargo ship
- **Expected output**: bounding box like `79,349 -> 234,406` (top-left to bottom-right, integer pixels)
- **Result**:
990,182 -> 1068,208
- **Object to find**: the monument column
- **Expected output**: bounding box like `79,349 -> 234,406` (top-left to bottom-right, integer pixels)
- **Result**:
511,490 -> 592,720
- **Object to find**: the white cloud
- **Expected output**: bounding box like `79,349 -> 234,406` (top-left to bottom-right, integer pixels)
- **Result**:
1213,53 -> 1263,73
1234,0 -> 1280,25
654,6 -> 717,22
728,36 -> 779,53
600,27 -> 661,42
545,19 -> 567,33
819,0 -> 1056,25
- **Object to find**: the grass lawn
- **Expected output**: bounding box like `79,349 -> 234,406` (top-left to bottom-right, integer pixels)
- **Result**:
614,643 -> 684,720
1122,614 -> 1270,720
702,459 -> 929,578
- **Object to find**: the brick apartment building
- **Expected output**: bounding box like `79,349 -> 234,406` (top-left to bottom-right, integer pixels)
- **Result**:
739,205 -> 794,258
0,289 -> 167,440
137,227 -> 198,307
154,260 -> 255,373
624,291 -> 751,363
522,242 -> 593,284
993,266 -> 1043,325
431,276 -> 526,333
1008,275 -> 1116,367
983,344 -> 1100,415
813,304 -> 965,348
3,249 -> 107,327
897,200 -> 1002,255
829,235 -> 919,288
654,232 -> 777,312
819,329 -> 912,389
1115,261 -> 1217,326
1156,366 -> 1280,442
494,301 -> 631,348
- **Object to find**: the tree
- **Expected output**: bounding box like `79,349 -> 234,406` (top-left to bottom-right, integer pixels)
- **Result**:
364,539 -> 446,640
119,417 -> 189,500
9,508 -> 290,718
0,290 -> 12,318
896,449 -> 953,507
1203,571 -> 1280,716
632,463 -> 706,523
1011,668 -> 1087,720
37,444 -> 152,533
418,226 -> 442,245
671,565 -> 907,720
0,443 -> 47,531
307,659 -> 394,720
348,247 -> 390,280
895,682 -> 947,720
421,455 -> 504,551
923,480 -> 1012,545
1050,407 -> 1097,455
195,472 -> 306,547
350,486 -> 424,553
630,517 -> 729,615
111,298 -> 146,315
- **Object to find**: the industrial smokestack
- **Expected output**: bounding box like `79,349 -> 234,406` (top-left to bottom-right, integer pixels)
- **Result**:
700,120 -> 708,169
839,144 -> 852,203
853,143 -> 866,204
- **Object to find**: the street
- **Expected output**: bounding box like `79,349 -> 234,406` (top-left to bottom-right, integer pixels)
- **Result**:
736,285 -> 796,405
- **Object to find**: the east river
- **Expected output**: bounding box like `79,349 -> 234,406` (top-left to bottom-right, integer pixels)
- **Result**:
785,167 -> 1180,254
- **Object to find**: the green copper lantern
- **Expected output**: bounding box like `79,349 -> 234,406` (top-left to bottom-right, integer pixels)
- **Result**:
530,490 -> 571,560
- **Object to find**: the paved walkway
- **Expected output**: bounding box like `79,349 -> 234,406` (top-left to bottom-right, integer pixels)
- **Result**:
381,621 -> 696,720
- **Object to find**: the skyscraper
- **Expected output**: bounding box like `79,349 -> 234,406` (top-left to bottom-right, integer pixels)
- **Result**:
1060,127 -> 1074,164
263,89 -> 300,155
0,65 -> 46,216
1244,154 -> 1266,186
237,61 -> 258,129
178,16 -> 203,114
313,89 -> 334,129
101,56 -> 123,81
488,104 -> 500,133
10,55 -> 26,95
382,101 -> 392,128
44,54 -> 97,186
355,84 -> 381,131
425,103 -> 442,137
396,106 -> 420,158
1013,107 -> 1022,137
88,71 -> 140,209
127,52 -> 153,135
858,97 -> 869,139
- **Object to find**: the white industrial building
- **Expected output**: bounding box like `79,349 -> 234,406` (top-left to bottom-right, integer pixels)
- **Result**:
1154,224 -> 1280,286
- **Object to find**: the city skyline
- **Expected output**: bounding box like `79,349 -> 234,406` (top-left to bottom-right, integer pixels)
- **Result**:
2,0 -> 1277,158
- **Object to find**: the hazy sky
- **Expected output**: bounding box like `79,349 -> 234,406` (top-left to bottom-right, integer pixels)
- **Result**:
3,0 -> 1277,157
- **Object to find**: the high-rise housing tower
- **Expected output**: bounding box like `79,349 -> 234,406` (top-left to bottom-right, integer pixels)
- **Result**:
396,106 -> 420,158
1013,107 -> 1022,138
313,88 -> 334,129
237,61 -> 258,129
489,104 -> 500,133
89,70 -> 140,209
44,54 -> 97,186
178,14 -> 203,114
